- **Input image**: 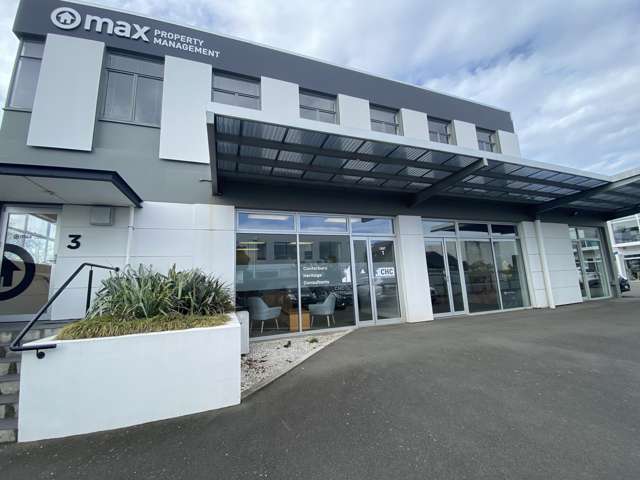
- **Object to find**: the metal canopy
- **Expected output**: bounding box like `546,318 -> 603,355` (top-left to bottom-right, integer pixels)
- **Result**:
212,115 -> 640,218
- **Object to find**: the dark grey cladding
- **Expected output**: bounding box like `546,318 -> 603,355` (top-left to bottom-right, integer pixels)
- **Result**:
14,0 -> 514,132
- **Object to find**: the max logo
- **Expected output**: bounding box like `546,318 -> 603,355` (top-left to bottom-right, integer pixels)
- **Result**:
51,7 -> 150,42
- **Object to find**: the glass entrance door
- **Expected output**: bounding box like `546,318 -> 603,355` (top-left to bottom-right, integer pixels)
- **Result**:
573,238 -> 610,299
0,207 -> 59,322
353,238 -> 401,324
424,239 -> 465,315
460,240 -> 501,313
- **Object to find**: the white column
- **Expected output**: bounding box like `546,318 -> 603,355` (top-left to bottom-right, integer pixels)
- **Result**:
337,94 -> 370,130
27,34 -> 104,151
534,220 -> 555,309
395,215 -> 433,322
260,76 -> 300,124
160,56 -> 212,164
450,120 -> 478,149
399,109 -> 428,139
496,130 -> 521,157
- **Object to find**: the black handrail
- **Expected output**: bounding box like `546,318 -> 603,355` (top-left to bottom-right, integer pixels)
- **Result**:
10,263 -> 119,358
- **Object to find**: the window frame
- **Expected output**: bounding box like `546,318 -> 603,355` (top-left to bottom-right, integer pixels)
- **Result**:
99,51 -> 164,128
299,89 -> 337,124
212,70 -> 261,110
6,38 -> 45,112
370,105 -> 401,135
476,127 -> 498,153
428,117 -> 451,144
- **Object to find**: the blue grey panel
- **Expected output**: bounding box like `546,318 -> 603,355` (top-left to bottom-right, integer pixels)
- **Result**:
278,151 -> 313,164
357,141 -> 398,157
242,121 -> 286,141
372,163 -> 404,175
303,171 -> 333,181
239,145 -> 279,160
322,135 -> 364,152
284,128 -> 327,147
343,159 -> 376,171
313,156 -> 347,169
238,163 -> 272,175
389,146 -> 427,161
272,167 -> 304,178
216,117 -> 241,136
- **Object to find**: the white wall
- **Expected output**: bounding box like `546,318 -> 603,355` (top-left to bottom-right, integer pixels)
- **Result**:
496,130 -> 521,157
399,109 -> 428,140
337,94 -> 370,130
50,202 -> 236,320
395,215 -> 433,322
19,317 -> 240,442
260,76 -> 299,124
450,120 -> 478,149
27,34 -> 104,151
519,221 -> 583,307
160,56 -> 212,164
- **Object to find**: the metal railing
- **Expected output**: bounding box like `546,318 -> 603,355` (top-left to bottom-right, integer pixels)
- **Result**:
10,263 -> 119,359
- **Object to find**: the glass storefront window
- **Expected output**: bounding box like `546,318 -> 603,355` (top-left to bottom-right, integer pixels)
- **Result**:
460,240 -> 500,313
1,211 -> 58,319
238,212 -> 295,231
299,235 -> 355,330
611,218 -> 640,245
458,223 -> 490,237
370,240 -> 401,319
422,220 -> 456,237
490,224 -> 517,237
235,233 -> 298,336
570,226 -> 611,300
351,217 -> 394,235
299,215 -> 348,233
493,240 -> 529,308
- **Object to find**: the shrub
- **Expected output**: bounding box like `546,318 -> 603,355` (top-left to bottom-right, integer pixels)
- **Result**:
57,314 -> 229,340
88,265 -> 234,319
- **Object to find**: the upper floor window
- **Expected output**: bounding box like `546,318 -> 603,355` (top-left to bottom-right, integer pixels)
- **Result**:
101,52 -> 164,127
212,72 -> 260,109
611,217 -> 640,245
299,89 -> 336,123
8,40 -> 44,110
370,105 -> 400,134
476,127 -> 498,152
428,117 -> 451,144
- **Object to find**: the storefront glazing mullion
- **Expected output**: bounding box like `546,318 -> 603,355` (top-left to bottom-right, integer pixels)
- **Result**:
422,219 -> 530,315
237,211 -> 397,337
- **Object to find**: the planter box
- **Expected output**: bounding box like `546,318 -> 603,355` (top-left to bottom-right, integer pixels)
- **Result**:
18,314 -> 241,442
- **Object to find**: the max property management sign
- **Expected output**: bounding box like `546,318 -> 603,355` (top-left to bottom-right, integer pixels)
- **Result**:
14,0 -> 221,61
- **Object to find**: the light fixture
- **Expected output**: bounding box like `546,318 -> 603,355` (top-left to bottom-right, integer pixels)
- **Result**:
247,214 -> 289,221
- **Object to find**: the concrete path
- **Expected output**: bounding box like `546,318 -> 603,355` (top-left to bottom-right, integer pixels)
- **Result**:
2,298 -> 640,479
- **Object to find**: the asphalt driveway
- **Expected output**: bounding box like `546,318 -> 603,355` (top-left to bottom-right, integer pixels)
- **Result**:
2,297 -> 640,479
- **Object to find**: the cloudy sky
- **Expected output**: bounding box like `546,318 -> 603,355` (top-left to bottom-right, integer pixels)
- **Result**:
1,0 -> 639,175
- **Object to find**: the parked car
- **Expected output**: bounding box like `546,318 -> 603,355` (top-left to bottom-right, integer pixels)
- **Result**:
619,276 -> 631,292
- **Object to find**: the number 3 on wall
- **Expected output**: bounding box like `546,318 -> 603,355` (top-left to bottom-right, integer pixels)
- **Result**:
67,234 -> 82,250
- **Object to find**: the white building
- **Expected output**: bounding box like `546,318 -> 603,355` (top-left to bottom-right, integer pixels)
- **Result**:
2,0 -> 640,338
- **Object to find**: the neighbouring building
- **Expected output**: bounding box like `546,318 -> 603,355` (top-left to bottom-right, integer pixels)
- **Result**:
609,213 -> 640,281
2,0 -> 640,338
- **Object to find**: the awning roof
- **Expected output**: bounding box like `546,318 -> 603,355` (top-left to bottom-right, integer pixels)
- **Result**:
0,164 -> 142,207
211,115 -> 640,219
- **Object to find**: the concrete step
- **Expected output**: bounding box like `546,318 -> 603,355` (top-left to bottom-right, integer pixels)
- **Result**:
0,394 -> 18,420
0,393 -> 18,405
0,418 -> 18,443
0,374 -> 20,396
0,356 -> 21,376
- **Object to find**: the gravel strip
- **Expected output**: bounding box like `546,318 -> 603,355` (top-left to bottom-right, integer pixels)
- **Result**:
241,331 -> 350,393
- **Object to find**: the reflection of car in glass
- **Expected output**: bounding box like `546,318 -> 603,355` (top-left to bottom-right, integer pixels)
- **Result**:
619,276 -> 631,292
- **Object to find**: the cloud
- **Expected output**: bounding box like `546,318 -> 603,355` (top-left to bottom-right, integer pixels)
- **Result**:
0,0 -> 638,175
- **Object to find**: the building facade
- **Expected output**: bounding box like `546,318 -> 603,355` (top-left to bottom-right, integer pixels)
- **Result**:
609,213 -> 640,281
2,0 -> 639,337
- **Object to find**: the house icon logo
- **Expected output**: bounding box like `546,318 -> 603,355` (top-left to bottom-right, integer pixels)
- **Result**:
51,7 -> 82,30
